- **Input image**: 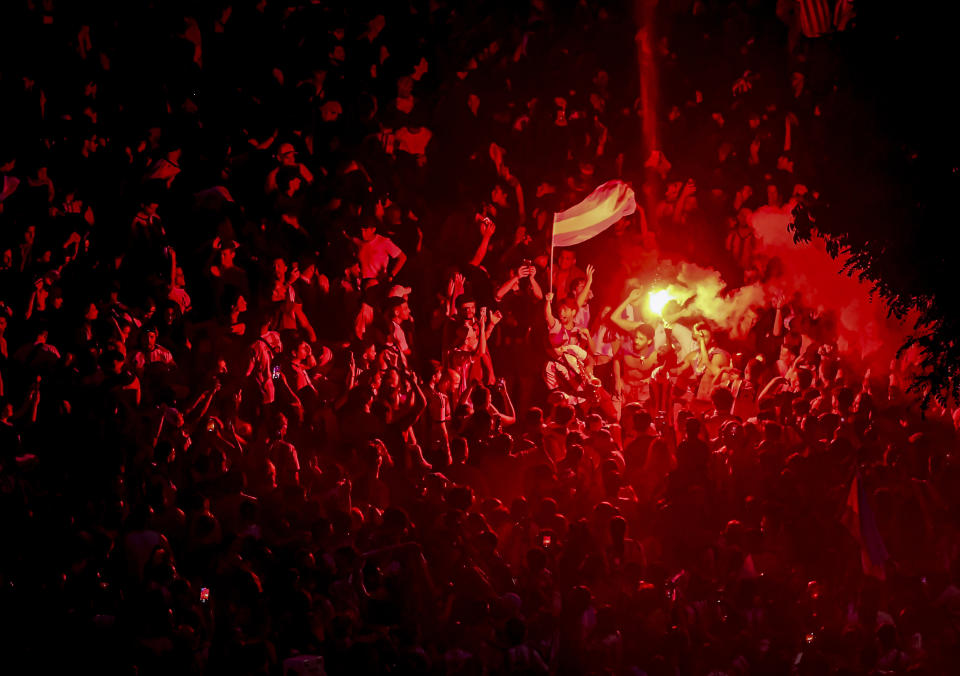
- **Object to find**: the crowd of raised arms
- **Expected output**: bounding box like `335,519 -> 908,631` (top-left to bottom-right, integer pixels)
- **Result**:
1,1 -> 958,675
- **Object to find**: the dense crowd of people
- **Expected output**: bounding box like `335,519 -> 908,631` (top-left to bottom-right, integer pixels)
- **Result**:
2,1 -> 960,675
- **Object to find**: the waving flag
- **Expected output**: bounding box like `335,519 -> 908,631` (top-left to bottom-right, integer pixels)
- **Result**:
797,0 -> 834,38
841,473 -> 890,579
552,180 -> 636,248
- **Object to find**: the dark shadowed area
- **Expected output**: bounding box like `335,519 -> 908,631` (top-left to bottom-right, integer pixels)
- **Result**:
2,2 -> 959,675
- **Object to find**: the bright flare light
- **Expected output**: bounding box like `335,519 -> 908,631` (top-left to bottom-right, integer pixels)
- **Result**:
648,289 -> 673,317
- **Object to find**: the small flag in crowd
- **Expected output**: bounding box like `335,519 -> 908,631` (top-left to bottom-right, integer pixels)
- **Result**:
794,0 -> 854,38
552,180 -> 636,248
841,473 -> 890,579
797,0 -> 834,38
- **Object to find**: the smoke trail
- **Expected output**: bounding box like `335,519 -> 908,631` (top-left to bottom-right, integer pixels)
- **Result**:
641,219 -> 912,371
755,212 -> 912,366
642,261 -> 767,340
627,0 -> 911,375
635,0 -> 660,225
635,0 -> 659,157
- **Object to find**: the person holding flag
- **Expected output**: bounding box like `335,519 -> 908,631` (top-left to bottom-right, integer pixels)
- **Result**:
549,179 -> 637,293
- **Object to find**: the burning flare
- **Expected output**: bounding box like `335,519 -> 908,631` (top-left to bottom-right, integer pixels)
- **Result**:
648,289 -> 674,317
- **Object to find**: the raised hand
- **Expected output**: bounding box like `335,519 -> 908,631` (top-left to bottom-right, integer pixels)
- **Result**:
585,263 -> 596,281
732,71 -> 753,96
479,216 -> 496,239
384,349 -> 399,367
448,272 -> 465,297
545,292 -> 554,303
489,310 -> 503,325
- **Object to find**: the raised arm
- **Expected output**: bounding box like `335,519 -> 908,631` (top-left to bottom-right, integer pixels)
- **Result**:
469,217 -> 496,267
428,389 -> 451,450
576,264 -> 595,308
478,308 -> 488,356
611,289 -> 646,333
526,267 -> 544,300
445,273 -> 465,318
757,376 -> 788,407
485,309 -> 502,341
544,291 -> 557,330
249,128 -> 279,151
495,272 -> 521,302
184,380 -> 221,424
494,379 -> 516,426
772,295 -> 784,337
333,352 -> 357,411
393,372 -> 427,430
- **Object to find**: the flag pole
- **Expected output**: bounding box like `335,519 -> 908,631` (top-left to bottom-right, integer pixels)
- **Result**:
549,213 -> 556,296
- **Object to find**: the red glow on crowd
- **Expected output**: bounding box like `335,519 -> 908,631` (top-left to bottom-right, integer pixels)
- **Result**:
0,2 -> 954,676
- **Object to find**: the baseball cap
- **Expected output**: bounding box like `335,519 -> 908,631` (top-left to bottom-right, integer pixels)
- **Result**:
388,284 -> 412,298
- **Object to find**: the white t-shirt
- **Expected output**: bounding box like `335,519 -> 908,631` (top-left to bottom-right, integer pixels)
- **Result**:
654,321 -> 697,358
574,303 -> 591,330
390,320 -> 410,354
132,345 -> 175,370
355,234 -> 402,280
